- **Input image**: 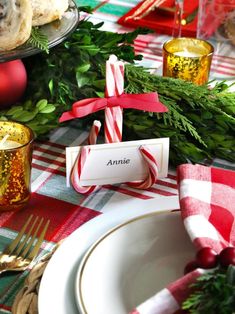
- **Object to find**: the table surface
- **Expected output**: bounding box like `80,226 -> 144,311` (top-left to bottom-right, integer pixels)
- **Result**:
0,1 -> 235,313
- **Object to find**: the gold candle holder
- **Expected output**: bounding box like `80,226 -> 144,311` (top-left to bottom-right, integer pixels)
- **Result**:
0,121 -> 34,211
163,37 -> 214,85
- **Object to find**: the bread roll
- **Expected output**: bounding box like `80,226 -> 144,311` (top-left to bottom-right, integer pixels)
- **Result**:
0,0 -> 33,50
31,0 -> 69,26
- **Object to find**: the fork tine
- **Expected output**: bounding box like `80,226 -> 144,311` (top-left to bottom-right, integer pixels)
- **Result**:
20,217 -> 43,259
27,219 -> 50,261
17,217 -> 41,259
4,214 -> 33,255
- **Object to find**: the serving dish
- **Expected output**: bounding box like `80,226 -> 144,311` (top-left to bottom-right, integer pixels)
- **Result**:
0,0 -> 79,63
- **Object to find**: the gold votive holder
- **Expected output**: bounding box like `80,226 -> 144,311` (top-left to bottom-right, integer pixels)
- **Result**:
163,37 -> 214,85
0,121 -> 34,212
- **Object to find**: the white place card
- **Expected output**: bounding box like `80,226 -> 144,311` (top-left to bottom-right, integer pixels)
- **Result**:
66,138 -> 169,187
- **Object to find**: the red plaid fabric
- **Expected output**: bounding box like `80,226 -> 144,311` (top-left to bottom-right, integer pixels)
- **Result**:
179,164 -> 235,252
130,164 -> 235,314
0,127 -> 178,313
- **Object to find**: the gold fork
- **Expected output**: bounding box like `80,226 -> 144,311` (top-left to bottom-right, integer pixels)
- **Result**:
0,215 -> 50,274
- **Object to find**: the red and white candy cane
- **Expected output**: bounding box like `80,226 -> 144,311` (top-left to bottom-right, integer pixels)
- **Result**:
127,145 -> 159,189
71,121 -> 101,194
88,120 -> 101,145
105,55 -> 124,143
71,146 -> 97,194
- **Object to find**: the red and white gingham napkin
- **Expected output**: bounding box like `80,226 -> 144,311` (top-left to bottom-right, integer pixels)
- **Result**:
130,164 -> 235,314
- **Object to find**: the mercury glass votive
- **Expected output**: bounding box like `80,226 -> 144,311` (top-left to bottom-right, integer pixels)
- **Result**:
0,121 -> 34,211
163,37 -> 214,85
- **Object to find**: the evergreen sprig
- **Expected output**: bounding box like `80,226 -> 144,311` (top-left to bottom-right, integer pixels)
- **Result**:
0,17 -> 234,165
28,27 -> 49,54
182,266 -> 235,314
124,65 -> 235,164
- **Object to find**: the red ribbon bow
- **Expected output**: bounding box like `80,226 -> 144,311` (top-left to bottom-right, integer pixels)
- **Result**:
59,92 -> 168,122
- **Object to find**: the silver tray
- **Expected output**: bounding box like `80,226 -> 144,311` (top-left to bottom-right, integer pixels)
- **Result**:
0,0 -> 79,63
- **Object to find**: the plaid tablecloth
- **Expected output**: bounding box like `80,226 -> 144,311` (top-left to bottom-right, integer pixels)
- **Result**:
0,1 -> 234,313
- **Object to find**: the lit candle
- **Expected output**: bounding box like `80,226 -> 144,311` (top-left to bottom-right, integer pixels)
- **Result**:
0,135 -> 22,149
0,121 -> 34,212
174,51 -> 203,58
163,38 -> 214,85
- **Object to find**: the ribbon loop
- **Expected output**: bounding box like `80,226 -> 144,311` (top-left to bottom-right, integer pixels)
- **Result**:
59,93 -> 168,123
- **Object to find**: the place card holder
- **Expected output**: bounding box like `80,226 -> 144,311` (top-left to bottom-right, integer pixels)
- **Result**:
70,144 -> 158,194
66,136 -> 169,195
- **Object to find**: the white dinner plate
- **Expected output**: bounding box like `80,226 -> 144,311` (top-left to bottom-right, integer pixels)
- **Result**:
75,211 -> 195,314
38,196 -> 179,314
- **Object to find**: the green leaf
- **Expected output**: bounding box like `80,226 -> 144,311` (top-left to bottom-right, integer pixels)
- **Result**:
6,106 -> 23,116
95,91 -> 104,98
15,110 -> 38,122
76,73 -> 90,88
78,6 -> 94,14
36,99 -> 48,111
48,80 -> 54,95
93,79 -> 105,89
76,64 -> 90,73
39,104 -> 56,114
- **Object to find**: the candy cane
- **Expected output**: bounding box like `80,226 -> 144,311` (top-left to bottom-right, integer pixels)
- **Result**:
71,121 -> 101,194
88,120 -> 101,145
105,55 -> 124,143
105,107 -> 123,143
71,146 -> 97,194
127,146 -> 159,189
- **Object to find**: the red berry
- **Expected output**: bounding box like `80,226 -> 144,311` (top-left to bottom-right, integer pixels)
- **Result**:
184,260 -> 199,274
219,247 -> 235,267
196,247 -> 218,269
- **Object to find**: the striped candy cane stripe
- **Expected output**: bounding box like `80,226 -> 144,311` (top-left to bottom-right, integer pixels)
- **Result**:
71,146 -> 97,194
128,145 -> 159,189
105,55 -> 124,97
104,107 -> 123,143
105,55 -> 124,143
88,120 -> 101,145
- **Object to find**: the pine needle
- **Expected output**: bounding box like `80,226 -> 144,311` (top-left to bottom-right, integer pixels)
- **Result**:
28,27 -> 49,54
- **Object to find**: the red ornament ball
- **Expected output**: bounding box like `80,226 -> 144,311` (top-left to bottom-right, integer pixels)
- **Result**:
0,59 -> 27,107
184,260 -> 199,275
219,247 -> 235,267
196,247 -> 218,269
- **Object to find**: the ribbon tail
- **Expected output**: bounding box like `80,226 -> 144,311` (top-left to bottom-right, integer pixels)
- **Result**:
59,98 -> 107,122
151,101 -> 168,113
121,94 -> 168,113
59,111 -> 76,122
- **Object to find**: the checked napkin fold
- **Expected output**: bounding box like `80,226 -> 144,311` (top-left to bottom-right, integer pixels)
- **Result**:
130,164 -> 235,314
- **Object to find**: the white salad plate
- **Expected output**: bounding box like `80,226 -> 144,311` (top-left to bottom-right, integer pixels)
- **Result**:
75,211 -> 195,314
38,196 -> 180,314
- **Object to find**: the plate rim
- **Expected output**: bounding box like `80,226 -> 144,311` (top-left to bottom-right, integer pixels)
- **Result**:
76,210 -> 186,314
38,196 -> 180,314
